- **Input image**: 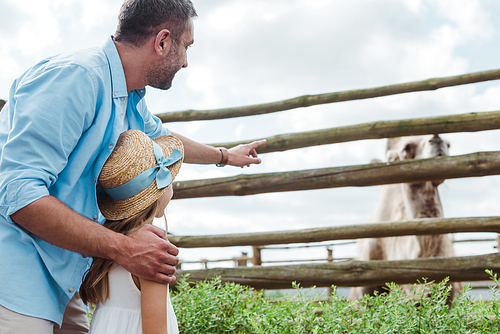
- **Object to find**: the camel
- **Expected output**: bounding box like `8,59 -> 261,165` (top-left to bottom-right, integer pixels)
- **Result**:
350,134 -> 461,300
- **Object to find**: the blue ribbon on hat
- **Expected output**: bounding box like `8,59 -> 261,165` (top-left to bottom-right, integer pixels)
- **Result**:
98,141 -> 182,201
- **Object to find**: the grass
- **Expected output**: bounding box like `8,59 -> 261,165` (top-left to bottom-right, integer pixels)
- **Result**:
170,270 -> 500,334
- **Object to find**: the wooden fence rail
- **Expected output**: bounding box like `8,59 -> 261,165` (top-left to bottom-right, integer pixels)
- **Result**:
169,216 -> 500,248
176,238 -> 497,268
158,69 -> 500,122
173,253 -> 500,289
210,110 -> 500,154
173,151 -> 500,199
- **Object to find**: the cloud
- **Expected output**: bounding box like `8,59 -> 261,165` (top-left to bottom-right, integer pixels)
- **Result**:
0,0 -> 28,35
2,1 -> 60,57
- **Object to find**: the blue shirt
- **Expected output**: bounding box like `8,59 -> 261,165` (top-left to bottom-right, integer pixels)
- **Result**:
0,37 -> 169,325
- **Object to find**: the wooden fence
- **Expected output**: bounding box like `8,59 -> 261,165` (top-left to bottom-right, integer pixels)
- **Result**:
3,70 -> 499,290
178,237 -> 498,268
165,69 -> 500,290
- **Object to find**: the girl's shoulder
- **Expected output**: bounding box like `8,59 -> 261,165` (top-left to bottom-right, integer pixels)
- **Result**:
109,264 -> 141,290
104,264 -> 142,309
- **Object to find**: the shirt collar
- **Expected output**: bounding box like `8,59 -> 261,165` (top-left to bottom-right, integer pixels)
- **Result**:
136,88 -> 146,98
103,36 -> 128,98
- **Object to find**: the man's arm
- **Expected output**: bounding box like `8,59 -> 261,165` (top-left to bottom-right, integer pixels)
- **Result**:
10,195 -> 178,284
171,131 -> 266,167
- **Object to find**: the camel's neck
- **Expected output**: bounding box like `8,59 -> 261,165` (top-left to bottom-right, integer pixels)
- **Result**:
400,182 -> 443,219
416,234 -> 450,257
401,181 -> 449,258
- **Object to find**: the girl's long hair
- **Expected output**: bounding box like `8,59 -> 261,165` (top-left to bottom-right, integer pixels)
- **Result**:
79,200 -> 160,305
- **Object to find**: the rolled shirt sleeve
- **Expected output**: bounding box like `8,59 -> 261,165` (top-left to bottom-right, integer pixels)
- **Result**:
0,63 -> 97,222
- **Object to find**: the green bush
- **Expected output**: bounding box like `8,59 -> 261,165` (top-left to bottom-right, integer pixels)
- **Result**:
171,270 -> 500,334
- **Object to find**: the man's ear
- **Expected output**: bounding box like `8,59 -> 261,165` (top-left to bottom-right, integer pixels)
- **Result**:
154,29 -> 172,55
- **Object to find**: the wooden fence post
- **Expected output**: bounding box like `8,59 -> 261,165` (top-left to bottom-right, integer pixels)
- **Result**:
234,252 -> 249,267
327,248 -> 334,296
252,246 -> 262,266
327,248 -> 334,262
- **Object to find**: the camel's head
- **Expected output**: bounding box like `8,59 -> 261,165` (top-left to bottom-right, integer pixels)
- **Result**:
415,134 -> 450,160
386,134 -> 450,162
386,134 -> 450,186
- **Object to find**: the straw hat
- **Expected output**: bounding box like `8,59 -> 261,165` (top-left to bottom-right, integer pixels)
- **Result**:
97,129 -> 184,220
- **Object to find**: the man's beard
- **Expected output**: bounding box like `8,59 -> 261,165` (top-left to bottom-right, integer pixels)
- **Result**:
146,45 -> 182,90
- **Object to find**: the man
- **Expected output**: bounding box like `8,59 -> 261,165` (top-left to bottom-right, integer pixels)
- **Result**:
0,0 -> 265,333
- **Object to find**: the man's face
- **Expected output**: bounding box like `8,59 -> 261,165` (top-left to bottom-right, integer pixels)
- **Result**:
147,19 -> 194,90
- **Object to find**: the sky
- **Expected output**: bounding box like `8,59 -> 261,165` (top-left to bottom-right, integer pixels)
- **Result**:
1,0 -> 500,272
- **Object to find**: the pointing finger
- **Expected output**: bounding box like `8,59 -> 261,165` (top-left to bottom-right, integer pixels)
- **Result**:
248,139 -> 267,150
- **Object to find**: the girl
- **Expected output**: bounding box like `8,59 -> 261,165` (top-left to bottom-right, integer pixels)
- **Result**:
80,129 -> 184,334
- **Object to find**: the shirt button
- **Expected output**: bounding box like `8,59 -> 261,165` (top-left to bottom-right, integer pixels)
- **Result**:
109,144 -> 113,149
120,113 -> 124,118
121,97 -> 125,101
114,93 -> 117,97
93,215 -> 98,220
68,288 -> 74,293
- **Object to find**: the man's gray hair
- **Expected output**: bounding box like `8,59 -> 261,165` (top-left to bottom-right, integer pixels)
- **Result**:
114,0 -> 197,46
